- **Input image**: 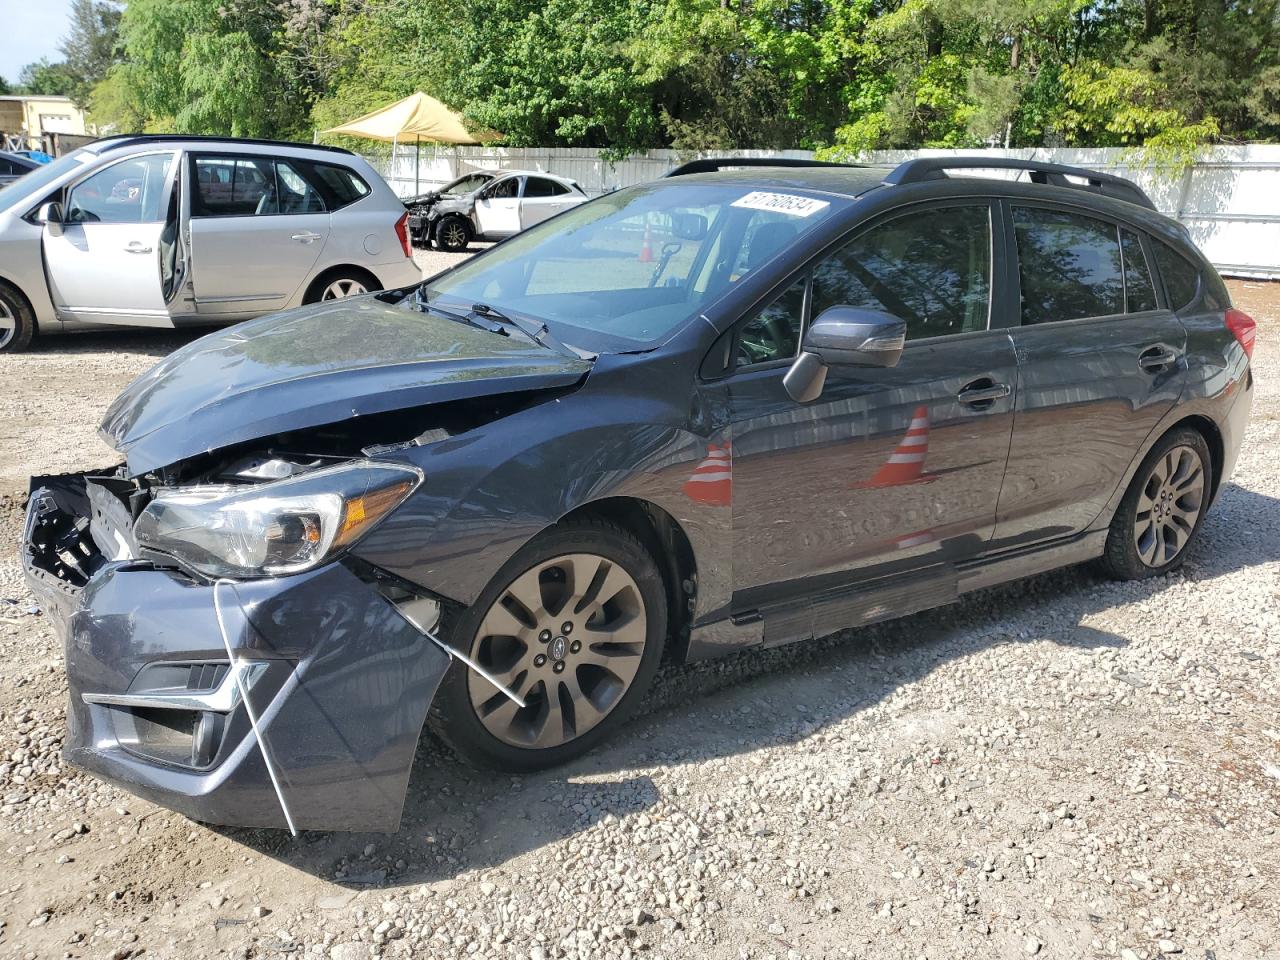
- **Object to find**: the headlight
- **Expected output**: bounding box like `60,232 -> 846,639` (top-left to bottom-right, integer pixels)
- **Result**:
134,461 -> 421,579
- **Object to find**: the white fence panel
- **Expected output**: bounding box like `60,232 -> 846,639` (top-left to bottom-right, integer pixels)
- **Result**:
364,144 -> 1280,278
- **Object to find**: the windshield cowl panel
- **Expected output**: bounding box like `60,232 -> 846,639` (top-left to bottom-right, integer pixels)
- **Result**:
422,181 -> 847,354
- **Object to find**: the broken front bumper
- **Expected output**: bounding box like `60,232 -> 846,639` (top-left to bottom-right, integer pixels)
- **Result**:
22,473 -> 450,833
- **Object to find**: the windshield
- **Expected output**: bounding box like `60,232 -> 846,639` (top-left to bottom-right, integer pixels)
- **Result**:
0,148 -> 94,214
442,172 -> 492,196
423,181 -> 842,351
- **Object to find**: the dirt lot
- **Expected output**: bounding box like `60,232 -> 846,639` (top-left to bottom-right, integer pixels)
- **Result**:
1,268 -> 1277,960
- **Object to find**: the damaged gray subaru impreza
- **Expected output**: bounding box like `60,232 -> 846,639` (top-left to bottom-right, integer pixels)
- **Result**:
22,158 -> 1254,832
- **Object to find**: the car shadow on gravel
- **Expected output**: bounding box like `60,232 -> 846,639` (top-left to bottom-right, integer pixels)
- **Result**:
217,482 -> 1280,889
29,327 -> 212,357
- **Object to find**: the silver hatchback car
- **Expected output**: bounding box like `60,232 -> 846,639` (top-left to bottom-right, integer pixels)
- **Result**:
0,135 -> 422,352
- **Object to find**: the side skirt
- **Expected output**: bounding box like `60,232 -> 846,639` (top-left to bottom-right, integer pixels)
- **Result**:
684,529 -> 1107,661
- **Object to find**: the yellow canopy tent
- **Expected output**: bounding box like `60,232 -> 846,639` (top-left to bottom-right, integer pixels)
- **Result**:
322,92 -> 486,194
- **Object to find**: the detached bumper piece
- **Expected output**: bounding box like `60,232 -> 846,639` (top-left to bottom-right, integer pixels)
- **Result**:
22,472 -> 451,833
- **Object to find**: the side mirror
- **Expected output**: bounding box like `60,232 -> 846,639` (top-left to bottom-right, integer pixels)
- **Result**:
36,201 -> 64,237
783,306 -> 907,403
671,212 -> 708,241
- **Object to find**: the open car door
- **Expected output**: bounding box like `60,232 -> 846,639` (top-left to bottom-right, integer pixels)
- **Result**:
42,150 -> 183,327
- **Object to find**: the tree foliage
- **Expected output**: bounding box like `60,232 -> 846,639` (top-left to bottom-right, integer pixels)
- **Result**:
36,0 -> 1280,154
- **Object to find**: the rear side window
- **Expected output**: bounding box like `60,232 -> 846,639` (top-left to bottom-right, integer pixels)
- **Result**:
1013,207 -> 1123,323
1120,229 -> 1157,312
811,205 -> 991,340
1152,240 -> 1200,311
191,156 -> 329,217
300,160 -> 370,210
523,177 -> 569,198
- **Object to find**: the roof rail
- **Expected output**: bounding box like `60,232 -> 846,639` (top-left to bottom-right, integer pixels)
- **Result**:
665,157 -> 864,178
883,156 -> 1156,210
91,134 -> 355,156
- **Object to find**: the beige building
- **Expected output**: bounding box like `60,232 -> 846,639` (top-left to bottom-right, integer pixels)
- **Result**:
0,95 -> 89,152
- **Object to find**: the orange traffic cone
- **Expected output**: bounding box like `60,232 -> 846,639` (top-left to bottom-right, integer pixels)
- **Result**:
853,406 -> 936,488
683,442 -> 732,506
638,222 -> 654,263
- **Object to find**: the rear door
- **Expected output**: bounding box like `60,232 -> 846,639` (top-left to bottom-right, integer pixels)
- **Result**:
723,201 -> 1019,625
186,154 -> 330,318
42,150 -> 182,327
474,175 -> 522,238
992,203 -> 1186,544
519,176 -> 580,229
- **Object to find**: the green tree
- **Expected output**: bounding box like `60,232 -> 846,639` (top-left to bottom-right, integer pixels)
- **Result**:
59,0 -> 123,107
17,59 -> 78,97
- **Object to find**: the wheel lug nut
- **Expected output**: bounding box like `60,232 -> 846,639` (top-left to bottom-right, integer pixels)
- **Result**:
570,639 -> 581,654
539,630 -> 552,643
534,654 -> 547,667
561,622 -> 573,635
553,660 -> 565,674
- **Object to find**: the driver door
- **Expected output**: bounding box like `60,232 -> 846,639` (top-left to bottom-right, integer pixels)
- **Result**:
474,176 -> 522,238
724,202 -> 1019,620
42,151 -> 182,327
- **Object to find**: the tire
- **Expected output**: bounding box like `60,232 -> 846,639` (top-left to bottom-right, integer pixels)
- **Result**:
434,215 -> 471,252
428,517 -> 668,772
303,267 -> 377,305
0,281 -> 35,353
1099,426 -> 1213,580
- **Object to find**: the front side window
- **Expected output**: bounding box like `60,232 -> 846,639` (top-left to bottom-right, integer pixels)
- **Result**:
737,275 -> 807,367
489,177 -> 520,199
812,205 -> 991,340
66,153 -> 173,224
1013,207 -> 1124,324
1152,240 -> 1200,311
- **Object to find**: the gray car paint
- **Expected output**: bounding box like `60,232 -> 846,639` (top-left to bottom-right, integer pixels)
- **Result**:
21,164 -> 1253,832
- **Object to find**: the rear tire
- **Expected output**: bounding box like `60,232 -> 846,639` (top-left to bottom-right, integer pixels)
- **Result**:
0,281 -> 35,353
428,518 -> 667,772
434,215 -> 471,252
1100,427 -> 1212,580
303,267 -> 378,304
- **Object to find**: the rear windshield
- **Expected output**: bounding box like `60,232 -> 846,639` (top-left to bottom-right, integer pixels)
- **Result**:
423,181 -> 842,352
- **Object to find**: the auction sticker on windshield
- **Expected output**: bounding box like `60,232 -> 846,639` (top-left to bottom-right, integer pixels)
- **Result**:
731,191 -> 830,218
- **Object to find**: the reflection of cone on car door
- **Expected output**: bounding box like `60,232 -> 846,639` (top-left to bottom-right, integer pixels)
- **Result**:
853,405 -> 937,489
683,442 -> 732,507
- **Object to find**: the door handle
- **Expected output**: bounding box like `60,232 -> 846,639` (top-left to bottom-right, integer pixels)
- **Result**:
957,380 -> 1011,407
124,242 -> 153,254
291,232 -> 322,243
1138,345 -> 1180,372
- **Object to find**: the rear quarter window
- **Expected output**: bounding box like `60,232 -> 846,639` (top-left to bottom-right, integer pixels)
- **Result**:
302,161 -> 371,211
1151,240 -> 1202,311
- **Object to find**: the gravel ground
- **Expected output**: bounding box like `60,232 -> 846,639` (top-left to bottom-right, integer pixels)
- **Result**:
0,267 -> 1276,960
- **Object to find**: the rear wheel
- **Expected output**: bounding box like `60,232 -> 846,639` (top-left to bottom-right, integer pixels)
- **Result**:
0,281 -> 35,353
435,215 -> 471,252
429,519 -> 667,771
303,267 -> 378,304
1100,427 -> 1212,580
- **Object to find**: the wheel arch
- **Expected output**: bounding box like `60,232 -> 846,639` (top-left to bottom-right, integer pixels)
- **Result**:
558,496 -> 698,663
302,263 -> 382,304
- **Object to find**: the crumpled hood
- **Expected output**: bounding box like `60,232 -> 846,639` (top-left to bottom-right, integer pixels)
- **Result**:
101,297 -> 592,475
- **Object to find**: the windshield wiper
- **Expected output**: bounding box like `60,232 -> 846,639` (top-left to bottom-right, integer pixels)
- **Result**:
469,303 -> 583,359
412,287 -> 505,333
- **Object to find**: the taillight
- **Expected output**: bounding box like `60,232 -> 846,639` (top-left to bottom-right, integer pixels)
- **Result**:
1225,308 -> 1256,360
394,211 -> 411,258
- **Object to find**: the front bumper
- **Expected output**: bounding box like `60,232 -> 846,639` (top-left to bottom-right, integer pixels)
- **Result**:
23,474 -> 450,833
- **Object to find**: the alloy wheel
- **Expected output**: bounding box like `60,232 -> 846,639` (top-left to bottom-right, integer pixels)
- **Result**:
440,221 -> 467,249
466,553 -> 648,749
321,278 -> 368,301
0,299 -> 15,350
1132,443 -> 1205,567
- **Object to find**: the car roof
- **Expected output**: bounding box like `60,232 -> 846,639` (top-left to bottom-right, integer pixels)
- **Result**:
662,165 -> 894,200
493,169 -> 578,184
84,134 -> 355,158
